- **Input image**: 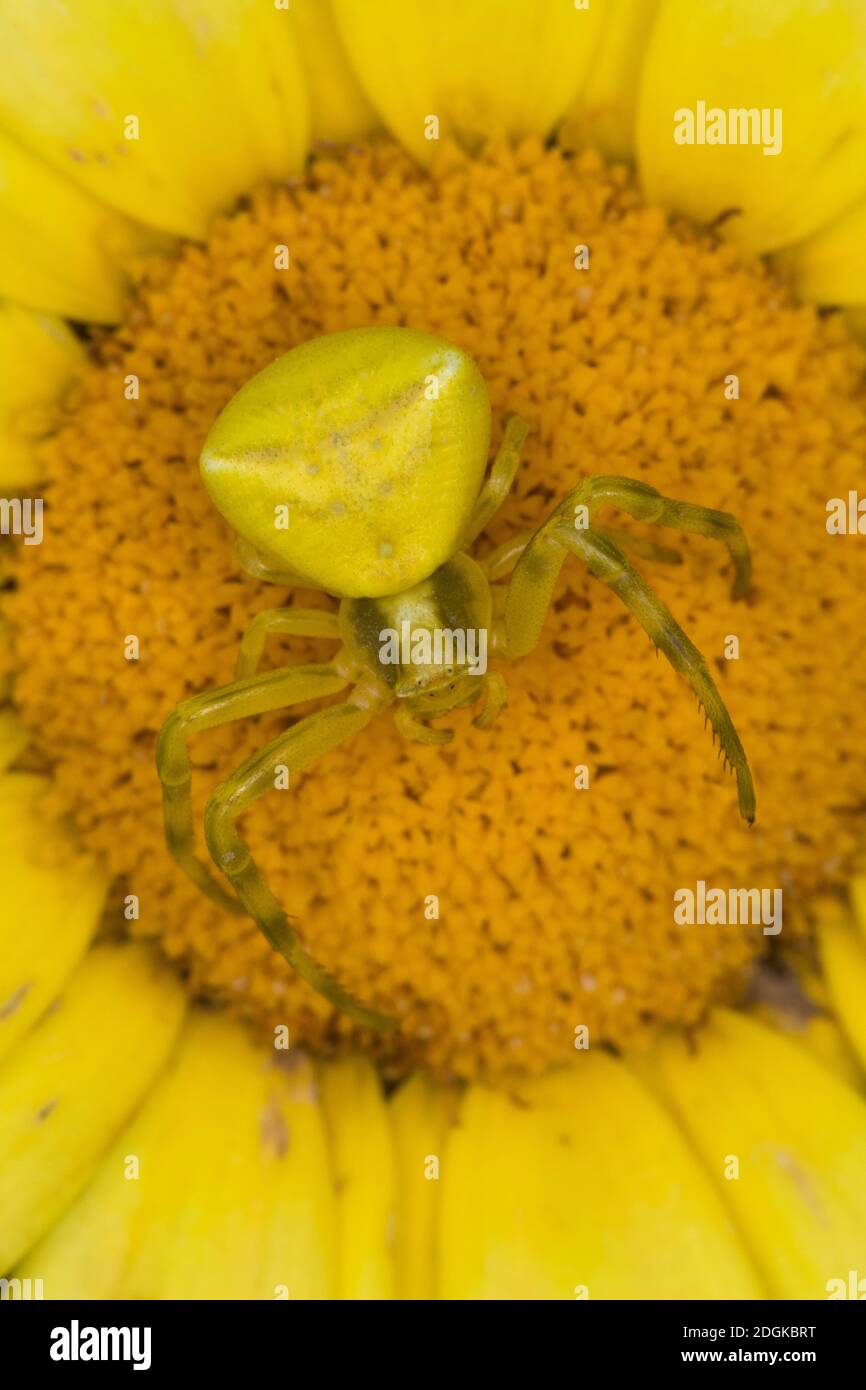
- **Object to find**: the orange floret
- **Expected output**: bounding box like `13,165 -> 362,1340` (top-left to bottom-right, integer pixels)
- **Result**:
4,139 -> 866,1080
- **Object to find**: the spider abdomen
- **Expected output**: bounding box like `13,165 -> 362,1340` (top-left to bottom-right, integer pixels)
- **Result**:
200,326 -> 492,599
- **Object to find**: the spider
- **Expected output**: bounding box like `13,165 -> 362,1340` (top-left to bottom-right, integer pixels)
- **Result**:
157,326 -> 755,1031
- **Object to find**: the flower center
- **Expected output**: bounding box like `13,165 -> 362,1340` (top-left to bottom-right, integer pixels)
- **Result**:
4,139 -> 866,1080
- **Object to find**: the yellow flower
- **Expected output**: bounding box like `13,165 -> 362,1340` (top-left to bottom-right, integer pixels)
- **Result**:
0,0 -> 862,333
2,769 -> 866,1298
2,0 -> 866,1300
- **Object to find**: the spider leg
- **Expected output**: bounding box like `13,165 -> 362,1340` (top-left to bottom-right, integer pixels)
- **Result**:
479,524 -> 679,584
472,671 -> 507,730
461,414 -> 529,547
503,519 -> 755,822
565,475 -> 751,599
157,663 -> 350,913
236,606 -> 341,678
394,704 -> 454,745
480,523 -> 680,582
593,526 -> 682,567
479,530 -> 534,581
394,672 -> 507,742
235,537 -> 319,589
203,692 -> 394,1030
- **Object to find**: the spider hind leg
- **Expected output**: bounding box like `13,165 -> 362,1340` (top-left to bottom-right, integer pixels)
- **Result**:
501,489 -> 756,823
203,693 -> 394,1031
157,661 -> 395,1028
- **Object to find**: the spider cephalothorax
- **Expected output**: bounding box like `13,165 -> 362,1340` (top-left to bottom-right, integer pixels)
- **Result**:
157,326 -> 755,1029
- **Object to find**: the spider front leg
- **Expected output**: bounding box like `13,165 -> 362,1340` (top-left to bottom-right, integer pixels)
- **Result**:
157,663 -> 350,912
502,515 -> 756,823
461,414 -> 529,547
472,672 -> 507,729
394,705 -> 454,745
203,691 -> 394,1031
479,526 -> 681,582
568,475 -> 751,599
236,607 -> 340,678
235,537 -> 314,588
593,527 -> 682,568
393,673 -> 506,744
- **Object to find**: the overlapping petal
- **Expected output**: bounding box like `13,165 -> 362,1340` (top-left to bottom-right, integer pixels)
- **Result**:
819,903 -> 866,1073
638,0 -> 866,254
0,940 -> 185,1271
332,0 -> 607,162
0,773 -> 108,1065
390,1070 -> 449,1301
563,0 -> 661,162
779,197 -> 866,309
437,1053 -> 761,1299
747,956 -> 863,1089
18,1015 -> 339,1299
320,1056 -> 395,1299
0,0 -> 862,314
0,0 -> 309,239
292,0 -> 380,144
2,953 -> 865,1296
0,128 -> 165,323
0,302 -> 83,489
643,1008 -> 866,1298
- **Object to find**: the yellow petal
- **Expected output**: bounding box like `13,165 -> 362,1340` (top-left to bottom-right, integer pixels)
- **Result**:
390,1071 -> 450,1300
0,773 -> 108,1066
779,197 -> 866,307
638,0 -> 866,254
844,306 -> 866,342
0,940 -> 185,1271
746,954 -> 863,1090
645,1008 -> 866,1298
319,1055 -> 395,1299
439,1053 -> 761,1299
291,0 -> 379,143
0,127 -> 163,323
0,617 -> 11,701
818,905 -> 866,1075
0,302 -> 83,490
562,0 -> 661,162
0,0 -> 310,238
0,710 -> 27,773
853,875 -> 866,946
333,0 -> 607,162
18,1015 -> 337,1300
793,1008 -> 864,1090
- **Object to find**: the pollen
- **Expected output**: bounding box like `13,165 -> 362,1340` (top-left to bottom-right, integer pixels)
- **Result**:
4,139 -> 866,1080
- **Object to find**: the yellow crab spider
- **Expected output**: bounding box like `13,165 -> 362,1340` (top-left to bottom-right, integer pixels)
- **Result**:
157,326 -> 755,1031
